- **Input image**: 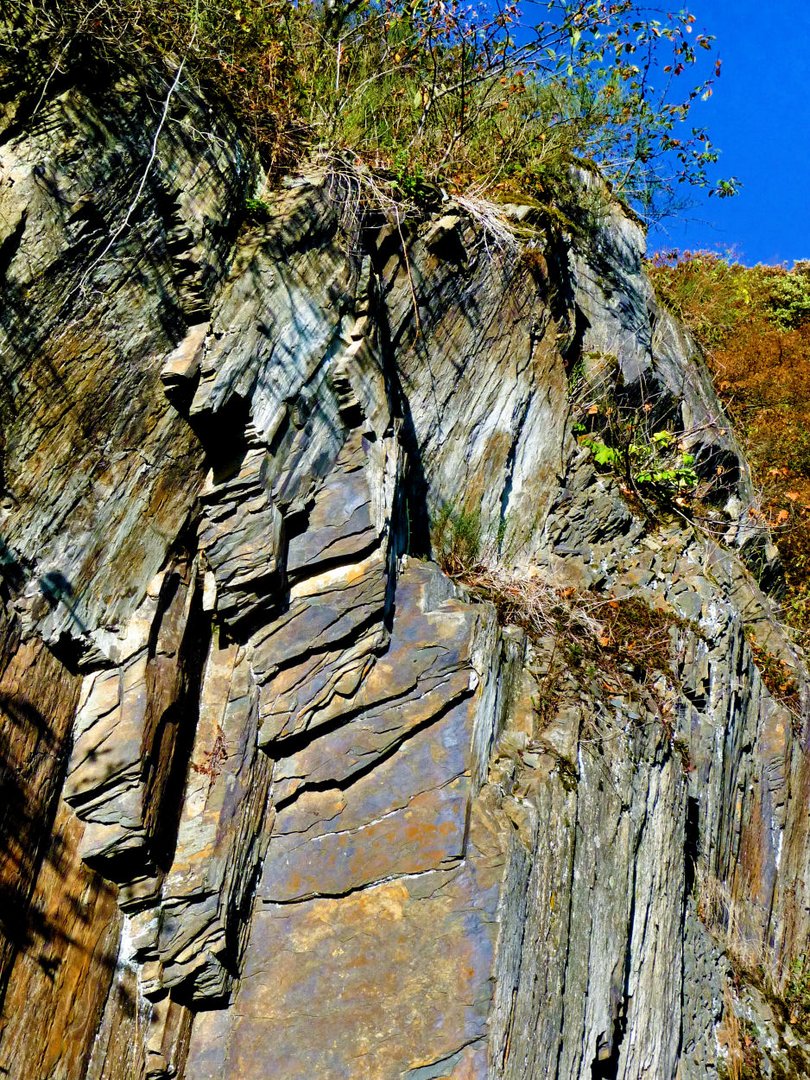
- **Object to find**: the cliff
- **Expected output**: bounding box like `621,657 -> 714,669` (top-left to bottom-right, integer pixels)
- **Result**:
0,48 -> 809,1080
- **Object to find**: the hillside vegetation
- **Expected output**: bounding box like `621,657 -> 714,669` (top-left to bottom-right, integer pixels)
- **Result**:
3,0 -> 733,218
650,253 -> 810,644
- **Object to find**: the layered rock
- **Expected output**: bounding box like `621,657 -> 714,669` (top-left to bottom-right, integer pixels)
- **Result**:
0,43 -> 808,1080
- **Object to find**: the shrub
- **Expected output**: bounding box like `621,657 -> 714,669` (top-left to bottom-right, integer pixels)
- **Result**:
647,250 -> 756,349
568,356 -> 712,515
649,251 -> 810,344
648,251 -> 810,647
3,0 -> 733,217
767,264 -> 810,331
430,503 -> 482,576
581,429 -> 699,501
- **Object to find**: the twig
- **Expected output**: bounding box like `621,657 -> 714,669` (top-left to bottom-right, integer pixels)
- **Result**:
30,0 -> 107,120
394,207 -> 422,339
455,193 -> 519,259
76,48 -> 191,296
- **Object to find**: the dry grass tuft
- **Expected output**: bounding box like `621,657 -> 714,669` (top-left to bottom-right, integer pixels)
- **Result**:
453,194 -> 520,259
432,505 -> 686,712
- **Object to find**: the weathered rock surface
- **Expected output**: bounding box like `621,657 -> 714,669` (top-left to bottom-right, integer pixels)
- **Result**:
1,40 -> 809,1080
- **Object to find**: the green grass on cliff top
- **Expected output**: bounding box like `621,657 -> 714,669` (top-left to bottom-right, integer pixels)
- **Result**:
2,0 -> 732,221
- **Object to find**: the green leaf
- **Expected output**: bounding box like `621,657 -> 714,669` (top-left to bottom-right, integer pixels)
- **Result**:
585,439 -> 619,467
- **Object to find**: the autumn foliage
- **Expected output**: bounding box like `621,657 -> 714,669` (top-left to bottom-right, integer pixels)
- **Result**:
649,252 -> 810,644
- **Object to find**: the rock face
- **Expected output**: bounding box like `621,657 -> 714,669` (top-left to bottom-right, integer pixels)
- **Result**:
1,47 -> 809,1080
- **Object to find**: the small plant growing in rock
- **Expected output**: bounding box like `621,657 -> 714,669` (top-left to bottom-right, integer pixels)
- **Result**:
785,955 -> 810,1032
431,504 -> 482,577
581,428 -> 699,500
244,196 -> 272,222
389,152 -> 437,205
431,501 -> 689,718
718,986 -> 766,1080
568,356 -> 712,515
630,431 -> 699,490
743,627 -> 801,717
191,725 -> 228,783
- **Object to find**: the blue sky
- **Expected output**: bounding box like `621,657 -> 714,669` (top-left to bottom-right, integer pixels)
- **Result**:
647,0 -> 810,266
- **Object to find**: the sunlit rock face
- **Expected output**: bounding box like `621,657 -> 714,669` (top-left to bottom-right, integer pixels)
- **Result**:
1,49 -> 809,1080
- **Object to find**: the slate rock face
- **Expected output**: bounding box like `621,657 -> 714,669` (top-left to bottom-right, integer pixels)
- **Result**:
1,45 -> 810,1080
